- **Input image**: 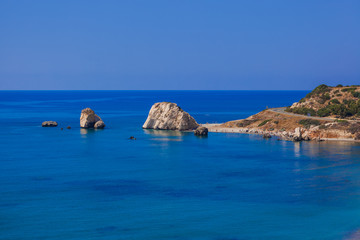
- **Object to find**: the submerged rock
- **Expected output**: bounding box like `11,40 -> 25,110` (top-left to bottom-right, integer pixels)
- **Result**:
142,102 -> 199,131
67,126 -> 71,129
80,108 -> 105,128
42,121 -> 58,127
194,126 -> 208,136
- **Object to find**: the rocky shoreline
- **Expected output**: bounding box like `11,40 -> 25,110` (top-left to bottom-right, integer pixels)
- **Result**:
201,123 -> 360,142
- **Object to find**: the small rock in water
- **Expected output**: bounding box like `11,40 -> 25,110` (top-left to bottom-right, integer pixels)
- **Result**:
94,120 -> 105,129
67,126 -> 71,129
292,136 -> 302,142
60,128 -> 63,130
303,136 -> 310,141
129,136 -> 136,140
42,121 -> 58,127
194,127 -> 208,136
263,133 -> 271,139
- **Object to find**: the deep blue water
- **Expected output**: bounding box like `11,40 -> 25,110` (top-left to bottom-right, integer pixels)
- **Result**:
1,91 -> 360,240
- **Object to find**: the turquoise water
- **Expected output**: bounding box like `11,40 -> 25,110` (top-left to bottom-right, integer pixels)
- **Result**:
1,91 -> 360,240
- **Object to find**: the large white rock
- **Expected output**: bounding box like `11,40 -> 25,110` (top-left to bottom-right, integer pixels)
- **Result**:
142,102 -> 199,130
294,127 -> 302,138
80,108 -> 104,128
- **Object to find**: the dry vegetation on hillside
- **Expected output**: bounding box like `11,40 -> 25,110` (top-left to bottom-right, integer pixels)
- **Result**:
286,84 -> 360,119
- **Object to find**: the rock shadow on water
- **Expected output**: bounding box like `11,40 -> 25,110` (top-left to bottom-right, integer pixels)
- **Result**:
80,128 -> 105,138
143,129 -> 187,137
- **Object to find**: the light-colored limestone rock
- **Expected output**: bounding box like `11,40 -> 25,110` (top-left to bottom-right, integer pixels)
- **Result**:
42,121 -> 58,127
294,127 -> 302,139
80,108 -> 104,128
143,102 -> 199,131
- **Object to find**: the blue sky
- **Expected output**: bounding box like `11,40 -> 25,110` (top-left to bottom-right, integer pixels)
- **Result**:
0,0 -> 359,90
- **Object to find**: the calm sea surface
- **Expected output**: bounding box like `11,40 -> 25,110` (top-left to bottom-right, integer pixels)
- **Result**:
1,91 -> 360,240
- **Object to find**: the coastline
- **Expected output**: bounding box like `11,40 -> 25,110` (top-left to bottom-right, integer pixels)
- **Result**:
200,122 -> 360,143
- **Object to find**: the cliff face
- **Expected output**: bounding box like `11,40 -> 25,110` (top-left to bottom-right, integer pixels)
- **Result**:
287,84 -> 360,119
143,102 -> 199,131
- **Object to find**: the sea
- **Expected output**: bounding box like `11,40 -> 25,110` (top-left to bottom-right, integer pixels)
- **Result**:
1,90 -> 360,240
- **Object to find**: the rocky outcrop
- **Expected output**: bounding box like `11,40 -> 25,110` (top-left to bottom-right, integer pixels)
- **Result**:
80,108 -> 105,128
94,120 -> 105,129
42,121 -> 58,127
263,133 -> 271,138
194,126 -> 208,136
143,102 -> 199,131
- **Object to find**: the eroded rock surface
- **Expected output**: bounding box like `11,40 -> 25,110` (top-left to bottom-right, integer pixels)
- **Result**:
194,126 -> 208,136
80,108 -> 105,128
42,121 -> 58,127
143,102 -> 199,131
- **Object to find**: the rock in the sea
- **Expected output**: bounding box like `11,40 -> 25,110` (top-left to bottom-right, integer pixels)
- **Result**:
142,102 -> 199,130
294,127 -> 302,139
42,121 -> 58,127
80,108 -> 105,128
194,126 -> 208,136
67,126 -> 71,129
263,133 -> 272,139
94,120 -> 105,129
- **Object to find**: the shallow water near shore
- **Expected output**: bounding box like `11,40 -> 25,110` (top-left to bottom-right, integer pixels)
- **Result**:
1,91 -> 360,240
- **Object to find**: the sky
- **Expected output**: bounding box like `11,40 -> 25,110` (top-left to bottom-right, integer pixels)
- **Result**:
0,0 -> 359,90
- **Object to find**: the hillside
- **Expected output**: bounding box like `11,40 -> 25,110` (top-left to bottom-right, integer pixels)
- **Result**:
203,84 -> 360,141
286,84 -> 360,119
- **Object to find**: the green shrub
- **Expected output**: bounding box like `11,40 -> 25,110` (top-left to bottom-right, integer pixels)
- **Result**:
330,99 -> 340,104
342,87 -> 357,92
235,119 -> 257,127
336,94 -> 342,97
258,119 -> 271,127
298,119 -> 321,128
352,91 -> 360,98
305,84 -> 330,98
335,119 -> 348,123
317,107 -> 332,117
288,107 -> 316,116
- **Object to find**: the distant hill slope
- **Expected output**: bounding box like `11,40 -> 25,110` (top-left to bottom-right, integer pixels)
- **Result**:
286,84 -> 360,119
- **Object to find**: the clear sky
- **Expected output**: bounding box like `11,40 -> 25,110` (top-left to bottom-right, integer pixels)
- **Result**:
0,0 -> 359,90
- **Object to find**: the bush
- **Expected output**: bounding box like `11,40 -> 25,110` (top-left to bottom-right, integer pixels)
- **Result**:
330,99 -> 340,104
336,84 -> 343,87
317,107 -> 332,117
336,94 -> 342,97
342,87 -> 357,92
298,119 -> 321,128
335,119 -> 350,126
305,84 -> 330,98
235,119 -> 257,127
288,107 -> 317,116
352,91 -> 360,98
258,119 -> 271,127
